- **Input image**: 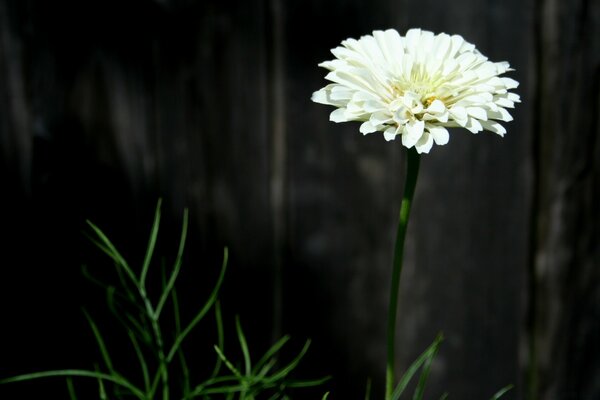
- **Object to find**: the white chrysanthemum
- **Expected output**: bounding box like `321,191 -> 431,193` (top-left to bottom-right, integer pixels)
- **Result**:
312,28 -> 520,153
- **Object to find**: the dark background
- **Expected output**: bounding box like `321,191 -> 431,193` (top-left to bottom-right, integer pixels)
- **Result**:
0,0 -> 598,399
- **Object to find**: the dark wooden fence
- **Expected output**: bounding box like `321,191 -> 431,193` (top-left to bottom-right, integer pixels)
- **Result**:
0,0 -> 598,399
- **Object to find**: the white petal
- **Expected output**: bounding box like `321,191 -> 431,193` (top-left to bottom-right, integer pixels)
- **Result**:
495,97 -> 515,108
488,107 -> 513,122
415,131 -> 434,153
311,89 -> 330,104
481,120 -> 507,136
428,126 -> 449,145
330,108 -> 348,122
359,121 -> 377,134
363,100 -> 386,112
401,120 -> 424,147
501,77 -> 519,89
466,107 -> 488,121
383,126 -> 397,141
507,93 -> 521,102
426,99 -> 446,114
449,106 -> 468,126
370,111 -> 393,125
465,117 -> 483,133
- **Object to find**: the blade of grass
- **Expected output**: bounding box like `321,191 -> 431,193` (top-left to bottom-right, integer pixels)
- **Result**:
264,340 -> 311,383
185,375 -> 242,398
83,310 -> 115,375
106,286 -> 151,345
166,247 -> 228,362
283,376 -> 332,388
412,333 -> 442,400
490,384 -> 514,400
439,393 -> 449,400
0,370 -> 145,400
155,208 -> 188,319
252,335 -> 291,374
140,199 -> 162,289
127,329 -> 150,393
86,221 -> 138,286
213,345 -> 242,379
391,333 -> 443,400
235,316 -> 252,376
66,377 -> 77,400
365,378 -> 372,400
210,301 -> 225,379
172,287 -> 191,396
94,365 -> 108,400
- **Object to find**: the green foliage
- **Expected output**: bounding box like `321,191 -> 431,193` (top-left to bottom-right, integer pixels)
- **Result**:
0,201 -> 328,399
386,333 -> 513,400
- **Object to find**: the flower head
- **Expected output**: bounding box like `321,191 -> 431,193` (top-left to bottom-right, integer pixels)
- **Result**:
312,28 -> 520,153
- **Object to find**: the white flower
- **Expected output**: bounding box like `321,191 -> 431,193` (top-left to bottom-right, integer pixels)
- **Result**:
312,28 -> 520,153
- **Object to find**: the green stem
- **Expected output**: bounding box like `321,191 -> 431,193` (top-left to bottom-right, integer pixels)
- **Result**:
385,148 -> 421,400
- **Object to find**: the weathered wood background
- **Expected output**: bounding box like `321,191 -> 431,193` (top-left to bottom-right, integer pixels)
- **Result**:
0,0 -> 598,399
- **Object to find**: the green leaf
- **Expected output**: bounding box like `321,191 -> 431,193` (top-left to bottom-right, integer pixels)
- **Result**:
413,332 -> 442,400
140,199 -> 162,290
365,377 -> 372,400
167,247 -> 228,362
210,301 -> 225,379
0,370 -> 145,400
283,376 -> 331,388
391,333 -> 443,400
86,220 -> 138,287
322,392 -> 330,400
253,335 -> 291,375
83,310 -> 115,375
264,340 -> 311,383
155,208 -> 189,319
439,392 -> 449,400
126,329 -> 150,393
94,365 -> 108,400
172,287 -> 191,396
66,377 -> 77,400
213,345 -> 242,378
490,384 -> 514,400
235,316 -> 252,376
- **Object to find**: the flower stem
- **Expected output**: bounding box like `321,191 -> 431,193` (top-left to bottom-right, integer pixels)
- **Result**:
385,147 -> 421,400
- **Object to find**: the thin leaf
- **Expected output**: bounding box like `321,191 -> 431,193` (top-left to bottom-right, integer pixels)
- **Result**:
413,332 -> 442,400
172,287 -> 190,396
213,345 -> 242,378
283,376 -> 332,388
253,335 -> 291,374
322,393 -> 330,400
127,329 -> 150,393
365,377 -> 372,400
167,247 -> 228,362
148,364 -> 166,399
94,365 -> 108,400
83,310 -> 115,375
210,301 -> 225,379
185,375 -> 242,398
86,220 -> 138,286
0,370 -> 145,400
140,199 -> 162,289
155,208 -> 189,319
391,333 -> 443,400
106,286 -> 150,345
66,377 -> 77,400
264,340 -> 311,383
490,384 -> 514,400
235,316 -> 252,376
439,393 -> 449,400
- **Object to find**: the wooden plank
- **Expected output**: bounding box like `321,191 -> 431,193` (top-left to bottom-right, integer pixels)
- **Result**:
527,0 -> 600,398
